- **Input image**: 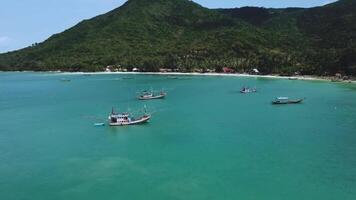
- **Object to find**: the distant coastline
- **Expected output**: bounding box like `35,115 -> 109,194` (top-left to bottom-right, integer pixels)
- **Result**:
1,70 -> 355,83
52,71 -> 355,84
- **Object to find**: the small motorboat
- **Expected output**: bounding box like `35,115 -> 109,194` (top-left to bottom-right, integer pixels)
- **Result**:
108,108 -> 150,126
240,87 -> 257,94
138,90 -> 166,100
94,123 -> 105,127
272,97 -> 304,105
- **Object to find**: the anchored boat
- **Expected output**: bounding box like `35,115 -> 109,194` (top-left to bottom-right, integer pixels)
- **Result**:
138,90 -> 166,100
108,108 -> 150,126
240,87 -> 257,94
272,97 -> 304,105
94,123 -> 105,127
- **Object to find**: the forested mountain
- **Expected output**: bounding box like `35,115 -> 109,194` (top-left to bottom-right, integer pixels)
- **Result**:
0,0 -> 355,75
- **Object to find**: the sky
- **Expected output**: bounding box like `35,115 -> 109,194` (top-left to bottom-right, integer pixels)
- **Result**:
0,0 -> 337,53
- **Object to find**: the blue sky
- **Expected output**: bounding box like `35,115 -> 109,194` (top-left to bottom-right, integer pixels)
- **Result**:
0,0 -> 336,53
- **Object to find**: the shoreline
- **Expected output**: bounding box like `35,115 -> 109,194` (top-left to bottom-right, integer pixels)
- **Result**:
59,71 -> 356,84
1,70 -> 355,83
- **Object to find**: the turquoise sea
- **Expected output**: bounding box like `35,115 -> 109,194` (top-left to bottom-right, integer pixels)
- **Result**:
1,72 -> 356,200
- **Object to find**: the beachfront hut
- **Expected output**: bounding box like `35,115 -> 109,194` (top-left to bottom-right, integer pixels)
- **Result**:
223,67 -> 235,73
251,68 -> 260,74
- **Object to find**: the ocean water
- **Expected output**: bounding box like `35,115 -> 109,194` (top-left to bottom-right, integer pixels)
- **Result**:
0,72 -> 356,200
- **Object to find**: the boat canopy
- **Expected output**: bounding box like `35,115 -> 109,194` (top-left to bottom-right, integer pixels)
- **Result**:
277,97 -> 289,100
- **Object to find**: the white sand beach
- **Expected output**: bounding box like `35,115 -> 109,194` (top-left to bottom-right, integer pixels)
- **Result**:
56,71 -> 356,84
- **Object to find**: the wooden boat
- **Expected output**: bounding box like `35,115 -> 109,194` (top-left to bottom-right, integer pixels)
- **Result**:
272,97 -> 304,105
138,90 -> 166,100
108,108 -> 150,126
240,87 -> 257,94
94,123 -> 105,127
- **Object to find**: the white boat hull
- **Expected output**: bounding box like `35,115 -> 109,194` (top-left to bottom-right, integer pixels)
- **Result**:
109,115 -> 151,126
138,94 -> 166,100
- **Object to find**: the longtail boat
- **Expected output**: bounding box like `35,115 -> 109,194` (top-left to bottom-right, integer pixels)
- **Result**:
108,108 -> 150,126
272,97 -> 304,105
138,90 -> 166,100
240,87 -> 257,94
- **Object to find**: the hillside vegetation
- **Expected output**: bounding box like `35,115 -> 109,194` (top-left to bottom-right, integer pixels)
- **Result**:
0,0 -> 355,75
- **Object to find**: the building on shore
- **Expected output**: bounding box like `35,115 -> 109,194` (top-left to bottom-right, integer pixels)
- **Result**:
223,67 -> 235,73
159,68 -> 173,73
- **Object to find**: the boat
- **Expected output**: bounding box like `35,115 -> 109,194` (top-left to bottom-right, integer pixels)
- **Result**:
94,123 -> 105,127
108,108 -> 150,126
138,90 -> 166,100
240,87 -> 257,94
272,97 -> 304,105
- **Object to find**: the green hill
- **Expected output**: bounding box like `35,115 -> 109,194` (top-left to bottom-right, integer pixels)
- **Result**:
0,0 -> 355,75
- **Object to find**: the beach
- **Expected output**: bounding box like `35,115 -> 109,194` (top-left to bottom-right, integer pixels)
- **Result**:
55,71 -> 356,84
